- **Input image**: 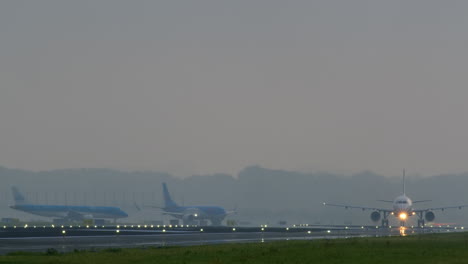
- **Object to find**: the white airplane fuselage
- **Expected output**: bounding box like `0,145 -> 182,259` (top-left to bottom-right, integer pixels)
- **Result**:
392,195 -> 413,220
324,170 -> 468,227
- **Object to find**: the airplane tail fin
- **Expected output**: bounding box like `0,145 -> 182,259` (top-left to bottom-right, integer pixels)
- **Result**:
403,169 -> 406,195
162,183 -> 179,209
11,186 -> 27,205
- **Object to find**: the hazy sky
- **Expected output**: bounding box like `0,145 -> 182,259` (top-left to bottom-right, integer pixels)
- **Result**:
1,1 -> 468,177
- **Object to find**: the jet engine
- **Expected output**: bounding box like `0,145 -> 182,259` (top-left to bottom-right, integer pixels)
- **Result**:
370,211 -> 381,222
183,214 -> 198,222
182,208 -> 200,223
425,211 -> 435,222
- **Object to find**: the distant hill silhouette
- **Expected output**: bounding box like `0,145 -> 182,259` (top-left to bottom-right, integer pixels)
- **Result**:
1,165 -> 468,226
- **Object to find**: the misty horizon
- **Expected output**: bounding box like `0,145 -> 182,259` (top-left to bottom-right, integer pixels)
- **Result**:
1,165 -> 468,226
0,164 -> 463,179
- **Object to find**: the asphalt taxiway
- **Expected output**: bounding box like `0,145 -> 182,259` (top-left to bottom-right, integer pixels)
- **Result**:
0,225 -> 461,254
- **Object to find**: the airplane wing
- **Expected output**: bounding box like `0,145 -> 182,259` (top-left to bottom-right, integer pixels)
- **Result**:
323,202 -> 392,213
413,205 -> 468,213
144,206 -> 185,216
162,211 -> 185,216
412,200 -> 432,203
377,200 -> 394,203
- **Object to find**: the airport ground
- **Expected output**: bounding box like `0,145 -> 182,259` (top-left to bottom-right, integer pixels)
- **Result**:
0,230 -> 467,264
0,224 -> 466,263
0,224 -> 385,254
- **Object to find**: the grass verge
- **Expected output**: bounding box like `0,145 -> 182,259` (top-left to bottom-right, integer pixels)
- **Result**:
2,232 -> 468,264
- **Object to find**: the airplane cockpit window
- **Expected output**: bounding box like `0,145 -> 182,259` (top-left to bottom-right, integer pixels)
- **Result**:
397,201 -> 408,204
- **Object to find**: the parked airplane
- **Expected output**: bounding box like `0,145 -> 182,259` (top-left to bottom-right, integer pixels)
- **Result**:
10,186 -> 128,222
158,183 -> 234,226
323,170 -> 468,227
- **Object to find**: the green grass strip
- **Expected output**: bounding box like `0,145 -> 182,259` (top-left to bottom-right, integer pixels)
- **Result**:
2,232 -> 468,264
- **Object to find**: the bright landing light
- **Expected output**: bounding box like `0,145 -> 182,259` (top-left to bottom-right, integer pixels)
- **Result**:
399,226 -> 407,236
399,213 -> 408,220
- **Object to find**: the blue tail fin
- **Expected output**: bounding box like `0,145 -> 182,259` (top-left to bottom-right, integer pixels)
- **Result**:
11,186 -> 27,205
162,183 -> 178,208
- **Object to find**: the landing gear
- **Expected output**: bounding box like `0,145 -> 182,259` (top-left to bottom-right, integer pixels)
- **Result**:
381,219 -> 389,227
416,212 -> 425,228
417,219 -> 425,228
381,212 -> 390,227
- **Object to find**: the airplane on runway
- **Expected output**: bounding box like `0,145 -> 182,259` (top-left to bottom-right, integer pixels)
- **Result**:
323,170 -> 468,227
9,186 -> 128,222
157,183 -> 235,226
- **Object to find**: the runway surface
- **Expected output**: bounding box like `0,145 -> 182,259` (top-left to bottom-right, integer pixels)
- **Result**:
0,225 -> 461,254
